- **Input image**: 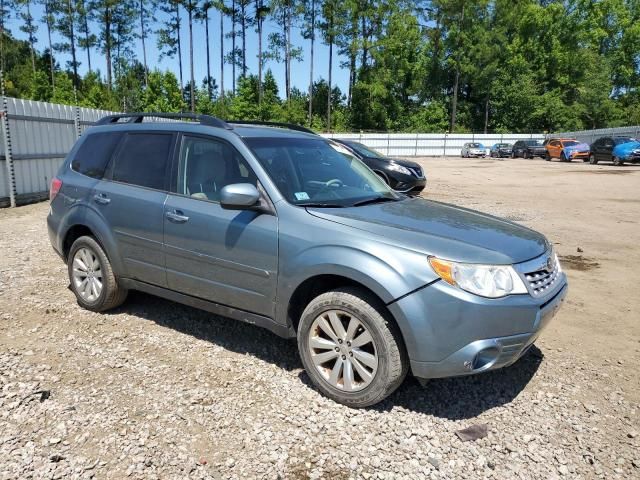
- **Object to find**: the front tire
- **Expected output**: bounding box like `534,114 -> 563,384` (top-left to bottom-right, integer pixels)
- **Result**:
589,154 -> 598,165
297,288 -> 408,408
613,156 -> 624,166
68,236 -> 128,312
545,152 -> 551,161
561,152 -> 569,162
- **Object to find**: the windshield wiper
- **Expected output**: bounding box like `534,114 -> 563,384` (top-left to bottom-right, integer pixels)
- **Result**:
351,196 -> 400,207
299,202 -> 345,208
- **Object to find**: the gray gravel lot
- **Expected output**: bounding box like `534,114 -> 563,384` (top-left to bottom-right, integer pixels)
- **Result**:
1,157 -> 639,479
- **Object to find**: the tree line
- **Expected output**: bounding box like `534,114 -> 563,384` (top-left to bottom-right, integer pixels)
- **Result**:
0,0 -> 639,132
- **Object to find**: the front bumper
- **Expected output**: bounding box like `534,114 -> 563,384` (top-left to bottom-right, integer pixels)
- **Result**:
569,151 -> 590,160
623,153 -> 640,163
387,273 -> 568,380
391,176 -> 427,195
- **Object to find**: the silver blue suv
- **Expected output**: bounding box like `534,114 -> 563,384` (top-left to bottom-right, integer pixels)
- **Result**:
47,113 -> 568,407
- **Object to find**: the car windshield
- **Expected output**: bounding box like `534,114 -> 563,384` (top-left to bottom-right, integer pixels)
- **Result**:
525,140 -> 543,146
245,137 -> 399,207
496,143 -> 511,148
469,143 -> 482,148
562,140 -> 579,147
614,137 -> 636,145
344,141 -> 386,159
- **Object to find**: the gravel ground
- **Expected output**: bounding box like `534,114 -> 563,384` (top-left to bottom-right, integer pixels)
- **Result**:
1,157 -> 639,479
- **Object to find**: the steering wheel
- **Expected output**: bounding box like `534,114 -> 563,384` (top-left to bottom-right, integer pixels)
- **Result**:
325,178 -> 343,189
312,178 -> 344,199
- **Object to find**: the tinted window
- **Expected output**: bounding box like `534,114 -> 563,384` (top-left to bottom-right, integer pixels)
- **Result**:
71,132 -> 122,179
177,136 -> 257,202
111,133 -> 172,190
562,140 -> 579,147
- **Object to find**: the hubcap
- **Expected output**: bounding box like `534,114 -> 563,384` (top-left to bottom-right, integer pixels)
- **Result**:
308,310 -> 378,392
72,247 -> 103,302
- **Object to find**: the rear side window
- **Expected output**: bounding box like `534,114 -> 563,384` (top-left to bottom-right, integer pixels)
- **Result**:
71,132 -> 122,179
110,133 -> 173,190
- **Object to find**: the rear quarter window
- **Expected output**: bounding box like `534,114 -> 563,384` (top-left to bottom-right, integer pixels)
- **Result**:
71,132 -> 123,179
109,133 -> 173,190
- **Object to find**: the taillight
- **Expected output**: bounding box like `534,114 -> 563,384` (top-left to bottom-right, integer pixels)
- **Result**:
50,177 -> 63,201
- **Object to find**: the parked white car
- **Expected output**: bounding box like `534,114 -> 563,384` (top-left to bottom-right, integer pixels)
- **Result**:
461,142 -> 487,158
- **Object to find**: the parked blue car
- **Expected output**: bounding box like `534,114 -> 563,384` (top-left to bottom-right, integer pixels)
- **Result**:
612,140 -> 640,165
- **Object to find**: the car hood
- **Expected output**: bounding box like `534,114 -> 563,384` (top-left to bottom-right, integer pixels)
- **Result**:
307,197 -> 548,265
564,142 -> 590,152
613,141 -> 640,156
365,155 -> 421,169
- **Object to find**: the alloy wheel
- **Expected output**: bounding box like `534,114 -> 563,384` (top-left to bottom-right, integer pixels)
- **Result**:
71,247 -> 103,302
308,310 -> 379,392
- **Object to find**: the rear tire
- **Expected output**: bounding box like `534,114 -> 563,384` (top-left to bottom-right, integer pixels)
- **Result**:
589,154 -> 598,165
68,236 -> 128,312
545,152 -> 551,161
297,287 -> 408,408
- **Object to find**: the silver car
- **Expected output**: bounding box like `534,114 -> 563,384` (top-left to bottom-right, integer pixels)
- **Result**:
461,142 -> 487,158
47,114 -> 568,407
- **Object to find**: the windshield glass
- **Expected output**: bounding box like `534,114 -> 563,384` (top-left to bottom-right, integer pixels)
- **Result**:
496,143 -> 511,148
245,137 -> 398,207
345,141 -> 386,159
525,140 -> 543,146
614,137 -> 636,145
562,140 -> 579,147
469,143 -> 482,148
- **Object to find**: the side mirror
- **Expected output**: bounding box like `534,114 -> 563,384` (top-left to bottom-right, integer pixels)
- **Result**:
220,183 -> 260,210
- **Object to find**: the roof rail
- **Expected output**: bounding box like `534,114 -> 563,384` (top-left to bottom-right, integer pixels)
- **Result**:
226,120 -> 316,135
95,112 -> 232,129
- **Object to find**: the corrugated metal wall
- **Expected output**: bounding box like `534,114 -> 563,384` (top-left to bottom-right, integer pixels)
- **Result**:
322,132 -> 544,157
549,126 -> 640,144
0,97 -> 115,206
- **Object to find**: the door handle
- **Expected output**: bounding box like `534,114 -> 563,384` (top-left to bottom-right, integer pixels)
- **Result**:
166,210 -> 189,223
93,193 -> 111,205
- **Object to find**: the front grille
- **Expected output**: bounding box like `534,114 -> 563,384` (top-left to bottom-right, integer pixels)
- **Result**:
524,255 -> 561,298
407,166 -> 423,178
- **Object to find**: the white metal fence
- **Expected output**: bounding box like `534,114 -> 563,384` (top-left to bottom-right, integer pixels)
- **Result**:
2,96 -> 637,207
548,126 -> 640,145
322,132 -> 545,157
0,97 -> 115,207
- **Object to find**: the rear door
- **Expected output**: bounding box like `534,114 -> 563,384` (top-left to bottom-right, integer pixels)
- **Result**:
601,138 -> 614,161
92,131 -> 175,287
163,134 -> 278,317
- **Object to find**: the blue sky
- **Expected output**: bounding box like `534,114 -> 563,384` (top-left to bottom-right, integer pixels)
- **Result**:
7,3 -> 350,98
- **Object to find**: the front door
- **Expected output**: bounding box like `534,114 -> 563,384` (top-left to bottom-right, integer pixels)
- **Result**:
163,134 -> 278,317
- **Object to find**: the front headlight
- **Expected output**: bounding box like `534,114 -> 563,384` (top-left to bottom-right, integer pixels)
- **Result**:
429,257 -> 529,298
387,163 -> 411,175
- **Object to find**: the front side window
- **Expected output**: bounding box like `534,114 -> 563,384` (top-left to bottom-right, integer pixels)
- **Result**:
245,137 -> 396,207
71,132 -> 122,179
177,136 -> 257,202
110,133 -> 173,190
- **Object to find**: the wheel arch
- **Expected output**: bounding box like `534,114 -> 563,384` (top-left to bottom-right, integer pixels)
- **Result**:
59,206 -> 124,275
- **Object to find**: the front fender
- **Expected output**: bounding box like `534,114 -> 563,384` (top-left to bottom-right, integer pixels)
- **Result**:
276,244 -> 438,349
